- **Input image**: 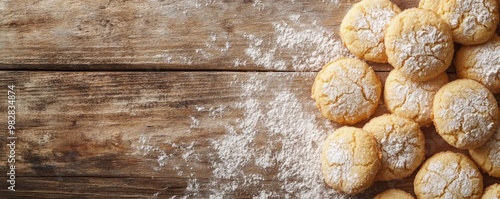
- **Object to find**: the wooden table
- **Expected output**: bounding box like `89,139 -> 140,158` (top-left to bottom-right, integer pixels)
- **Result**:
0,0 -> 499,198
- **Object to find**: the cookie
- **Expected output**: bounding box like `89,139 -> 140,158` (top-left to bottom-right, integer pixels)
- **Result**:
384,69 -> 449,127
373,189 -> 415,199
469,123 -> 500,177
414,151 -> 483,199
428,0 -> 499,45
482,184 -> 500,199
363,114 -> 425,181
340,0 -> 401,63
321,126 -> 381,195
311,58 -> 382,124
455,35 -> 500,94
419,0 -> 441,12
385,8 -> 454,82
432,79 -> 499,149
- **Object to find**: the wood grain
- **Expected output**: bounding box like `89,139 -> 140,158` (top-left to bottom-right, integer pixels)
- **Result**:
1,0 -> 499,198
0,0 -> 423,71
0,71 -> 498,198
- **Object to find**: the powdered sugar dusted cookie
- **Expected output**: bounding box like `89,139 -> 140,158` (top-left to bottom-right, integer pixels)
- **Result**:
321,127 -> 381,195
340,0 -> 401,63
469,124 -> 500,177
414,151 -> 483,199
432,79 -> 499,149
385,8 -> 454,82
311,58 -> 382,124
385,69 -> 449,127
363,114 -> 425,181
435,0 -> 499,45
482,183 -> 500,199
374,189 -> 415,199
456,35 -> 500,94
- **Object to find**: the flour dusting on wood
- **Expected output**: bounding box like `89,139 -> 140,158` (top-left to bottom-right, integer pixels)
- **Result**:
130,72 -> 366,198
242,21 -> 352,71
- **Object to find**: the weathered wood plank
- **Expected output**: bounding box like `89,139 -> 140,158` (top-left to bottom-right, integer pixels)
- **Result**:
0,71 -> 498,198
0,0 -> 424,71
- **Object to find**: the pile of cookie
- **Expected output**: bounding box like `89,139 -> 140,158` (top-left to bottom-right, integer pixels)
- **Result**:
311,0 -> 500,197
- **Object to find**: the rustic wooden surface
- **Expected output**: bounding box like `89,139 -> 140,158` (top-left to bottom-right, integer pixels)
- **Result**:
0,0 -> 423,71
0,0 -> 499,198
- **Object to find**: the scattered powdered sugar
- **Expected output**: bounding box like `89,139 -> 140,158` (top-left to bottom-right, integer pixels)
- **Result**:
206,74 -> 340,198
132,135 -> 198,173
438,87 -> 496,146
133,135 -> 172,171
321,0 -> 341,5
354,4 -> 397,55
131,68 -> 381,197
264,91 -> 338,197
393,25 -> 450,75
241,21 -> 352,71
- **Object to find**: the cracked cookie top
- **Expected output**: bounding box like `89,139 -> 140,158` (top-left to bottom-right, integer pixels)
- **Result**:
432,79 -> 499,149
421,0 -> 499,45
311,58 -> 382,124
340,0 -> 401,63
373,189 -> 415,199
385,69 -> 449,127
456,35 -> 500,94
481,183 -> 500,199
321,127 -> 381,195
469,123 -> 500,177
363,114 -> 426,181
414,151 -> 483,199
385,8 -> 454,82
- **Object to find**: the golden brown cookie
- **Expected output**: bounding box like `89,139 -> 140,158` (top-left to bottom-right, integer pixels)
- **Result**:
432,79 -> 499,149
384,69 -> 449,127
363,114 -> 425,181
385,8 -> 454,82
456,35 -> 500,94
321,127 -> 381,195
373,189 -> 415,199
414,151 -> 483,199
469,123 -> 500,177
340,0 -> 401,63
434,0 -> 499,45
311,58 -> 382,124
481,183 -> 500,199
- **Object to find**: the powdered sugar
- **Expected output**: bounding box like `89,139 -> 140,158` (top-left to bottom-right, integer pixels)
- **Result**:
323,138 -> 353,186
139,73 -> 375,198
420,156 -> 480,198
385,70 -> 447,125
448,0 -> 497,35
438,87 -> 496,146
242,21 -> 352,71
322,67 -> 373,115
206,74 -> 342,198
484,126 -> 500,169
379,129 -> 420,172
393,25 -> 451,76
316,60 -> 379,123
354,4 -> 397,55
473,40 -> 500,83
